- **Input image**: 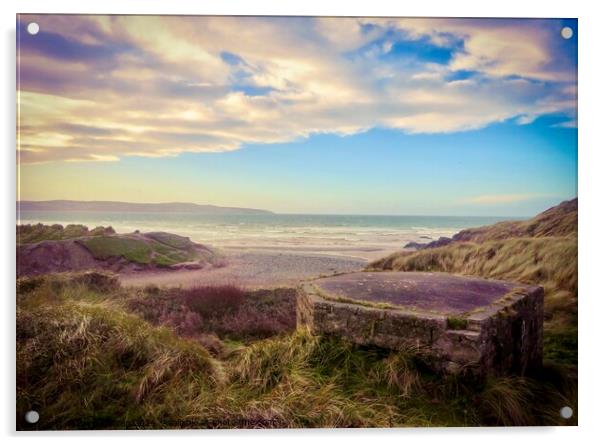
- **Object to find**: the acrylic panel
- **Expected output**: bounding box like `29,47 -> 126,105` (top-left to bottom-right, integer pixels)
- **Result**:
16,14 -> 578,429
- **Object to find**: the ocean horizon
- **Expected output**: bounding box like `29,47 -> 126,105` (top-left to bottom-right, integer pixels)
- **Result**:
17,211 -> 520,259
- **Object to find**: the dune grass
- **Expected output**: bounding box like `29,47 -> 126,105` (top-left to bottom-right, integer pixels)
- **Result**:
80,235 -> 203,267
82,236 -> 155,264
16,273 -> 577,429
448,198 -> 577,243
17,223 -> 115,244
17,300 -> 220,429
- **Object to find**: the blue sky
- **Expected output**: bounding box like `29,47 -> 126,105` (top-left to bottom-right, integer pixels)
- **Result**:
17,16 -> 577,216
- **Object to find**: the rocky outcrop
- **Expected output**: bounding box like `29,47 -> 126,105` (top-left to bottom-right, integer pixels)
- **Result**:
404,236 -> 453,250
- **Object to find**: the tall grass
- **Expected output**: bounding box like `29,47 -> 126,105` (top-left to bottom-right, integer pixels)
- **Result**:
17,301 -> 220,429
16,273 -> 577,429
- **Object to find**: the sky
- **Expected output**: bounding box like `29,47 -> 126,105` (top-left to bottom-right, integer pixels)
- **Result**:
17,15 -> 577,216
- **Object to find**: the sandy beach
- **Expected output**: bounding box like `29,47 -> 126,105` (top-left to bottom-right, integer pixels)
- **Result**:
119,249 -> 370,289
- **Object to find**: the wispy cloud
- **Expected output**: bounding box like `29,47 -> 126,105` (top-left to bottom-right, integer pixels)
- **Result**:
461,193 -> 554,205
17,15 -> 577,164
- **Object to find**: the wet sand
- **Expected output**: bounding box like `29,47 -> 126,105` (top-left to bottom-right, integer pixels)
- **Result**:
119,249 -> 370,289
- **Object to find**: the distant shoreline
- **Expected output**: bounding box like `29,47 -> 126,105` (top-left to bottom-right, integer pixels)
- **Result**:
17,200 -> 274,215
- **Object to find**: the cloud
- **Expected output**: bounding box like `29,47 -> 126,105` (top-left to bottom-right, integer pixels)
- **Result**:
461,194 -> 553,205
17,15 -> 577,164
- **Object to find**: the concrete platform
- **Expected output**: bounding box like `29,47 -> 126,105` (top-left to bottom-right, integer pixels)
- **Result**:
297,271 -> 544,376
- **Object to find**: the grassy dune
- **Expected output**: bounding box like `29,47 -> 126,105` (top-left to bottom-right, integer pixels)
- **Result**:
369,199 -> 578,366
450,198 -> 577,242
81,234 -> 202,267
17,224 -> 222,273
17,273 -> 577,429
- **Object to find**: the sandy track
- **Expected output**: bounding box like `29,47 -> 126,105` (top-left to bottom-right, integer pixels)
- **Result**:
119,250 -> 368,289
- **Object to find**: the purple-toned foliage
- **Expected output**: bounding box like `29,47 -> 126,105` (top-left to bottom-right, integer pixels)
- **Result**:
127,285 -> 296,347
178,285 -> 245,317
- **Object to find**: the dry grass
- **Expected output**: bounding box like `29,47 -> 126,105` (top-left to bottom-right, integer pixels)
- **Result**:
370,237 -> 576,306
16,299 -> 220,429
16,273 -> 577,429
449,198 -> 577,243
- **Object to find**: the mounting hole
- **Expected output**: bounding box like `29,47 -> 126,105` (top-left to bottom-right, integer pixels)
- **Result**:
25,410 -> 39,424
561,27 -> 573,40
560,406 -> 573,419
27,22 -> 40,35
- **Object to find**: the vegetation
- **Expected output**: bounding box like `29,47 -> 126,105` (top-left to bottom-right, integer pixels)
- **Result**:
82,236 -> 157,264
127,285 -> 297,350
17,224 -> 222,269
17,273 -> 577,429
81,234 -> 210,267
17,223 -> 115,244
447,316 -> 468,330
447,198 -> 577,243
15,200 -> 577,429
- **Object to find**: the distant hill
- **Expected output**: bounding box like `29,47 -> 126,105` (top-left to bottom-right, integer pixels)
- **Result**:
17,200 -> 274,215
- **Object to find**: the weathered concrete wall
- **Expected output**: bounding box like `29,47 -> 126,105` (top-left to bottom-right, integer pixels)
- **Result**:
297,282 -> 544,376
477,288 -> 545,376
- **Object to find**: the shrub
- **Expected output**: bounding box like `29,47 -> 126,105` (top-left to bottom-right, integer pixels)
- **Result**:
68,271 -> 120,293
127,286 -> 296,344
214,288 -> 297,341
178,285 -> 245,317
447,316 -> 468,330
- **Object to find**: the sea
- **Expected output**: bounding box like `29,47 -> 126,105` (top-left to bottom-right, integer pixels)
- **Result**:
18,211 -> 517,260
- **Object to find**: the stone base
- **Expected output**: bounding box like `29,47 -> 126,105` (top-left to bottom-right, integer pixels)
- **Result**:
297,272 -> 544,376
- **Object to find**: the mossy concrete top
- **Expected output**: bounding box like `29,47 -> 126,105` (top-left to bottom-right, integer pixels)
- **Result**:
299,271 -> 544,375
310,271 -> 536,316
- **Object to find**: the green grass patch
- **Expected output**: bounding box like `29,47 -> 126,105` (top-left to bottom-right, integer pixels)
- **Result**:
544,326 -> 578,366
146,232 -> 194,250
82,236 -> 154,264
80,236 -> 200,267
447,316 -> 468,330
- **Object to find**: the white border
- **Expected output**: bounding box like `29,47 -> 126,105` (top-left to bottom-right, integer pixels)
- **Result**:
3,1 -> 601,444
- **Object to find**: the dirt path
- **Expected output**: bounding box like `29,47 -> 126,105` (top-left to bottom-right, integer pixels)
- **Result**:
119,250 -> 367,289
